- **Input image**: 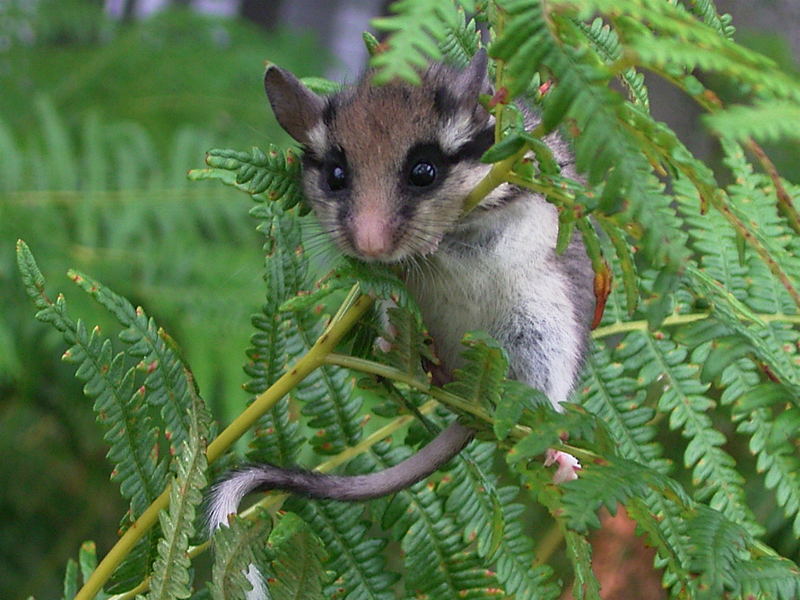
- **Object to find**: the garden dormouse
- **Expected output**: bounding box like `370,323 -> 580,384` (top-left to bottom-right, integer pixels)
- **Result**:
207,50 -> 595,531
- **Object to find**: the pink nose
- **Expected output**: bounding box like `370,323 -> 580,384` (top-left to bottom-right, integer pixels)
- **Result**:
353,212 -> 393,257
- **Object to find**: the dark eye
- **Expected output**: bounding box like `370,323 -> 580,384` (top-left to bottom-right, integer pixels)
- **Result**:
408,161 -> 437,187
327,165 -> 347,191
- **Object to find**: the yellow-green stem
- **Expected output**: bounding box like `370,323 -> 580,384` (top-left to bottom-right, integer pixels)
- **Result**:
323,353 -> 493,423
76,293 -> 374,600
461,146 -> 528,215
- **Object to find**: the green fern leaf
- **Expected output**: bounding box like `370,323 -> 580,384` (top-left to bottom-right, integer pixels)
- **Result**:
286,497 -> 396,600
632,330 -> 760,533
267,513 -> 327,600
210,516 -> 272,600
370,0 -> 468,84
290,322 -> 361,455
576,18 -> 649,109
379,306 -> 433,382
331,438 -> 501,599
738,556 -> 800,600
106,530 -> 162,594
686,506 -> 749,598
69,269 -> 199,452
582,343 -> 667,471
16,241 -> 168,519
245,203 -> 308,466
146,396 -> 209,600
564,531 -> 602,600
441,443 -> 560,599
62,558 -> 78,600
444,331 -> 508,411
189,146 -> 304,212
704,103 -> 800,143
438,9 -> 481,68
682,0 -> 736,38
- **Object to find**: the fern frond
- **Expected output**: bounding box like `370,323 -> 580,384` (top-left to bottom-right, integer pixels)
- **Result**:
210,516 -> 271,600
718,355 -> 800,537
738,556 -> 800,600
582,343 -> 666,471
267,513 -> 327,600
636,330 -> 760,534
564,531 -> 602,600
291,325 -> 361,455
16,241 -> 168,519
441,443 -> 560,599
680,0 -> 735,38
684,505 -> 800,599
189,146 -> 304,211
380,306 -> 432,382
362,442 -> 499,599
704,102 -> 800,143
370,0 -> 468,84
105,530 -> 162,594
69,270 -> 198,452
245,203 -> 307,466
146,396 -> 209,600
575,18 -> 649,109
444,331 -> 508,412
438,9 -> 481,68
286,497 -> 396,600
686,505 -> 750,597
492,1 -> 655,215
554,0 -> 800,103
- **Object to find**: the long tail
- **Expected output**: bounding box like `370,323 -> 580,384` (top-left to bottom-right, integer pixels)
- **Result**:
207,421 -> 473,529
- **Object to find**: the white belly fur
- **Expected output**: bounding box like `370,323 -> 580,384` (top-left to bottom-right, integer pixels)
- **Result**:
405,196 -> 584,409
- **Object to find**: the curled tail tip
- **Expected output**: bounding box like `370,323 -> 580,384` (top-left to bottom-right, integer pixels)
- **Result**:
206,465 -> 269,533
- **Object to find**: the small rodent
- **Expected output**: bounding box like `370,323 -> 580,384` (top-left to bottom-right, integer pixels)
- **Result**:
207,50 -> 594,531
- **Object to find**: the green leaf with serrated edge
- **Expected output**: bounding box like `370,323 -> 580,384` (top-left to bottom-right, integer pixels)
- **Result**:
370,0 -> 468,84
444,331 -> 508,412
363,30 -> 381,57
299,76 -> 342,95
493,392 -> 522,441
334,258 -> 422,320
267,513 -> 327,600
733,382 -> 791,414
438,441 -> 560,598
700,335 -> 754,384
191,145 -> 304,210
78,541 -> 99,589
246,203 -> 307,466
106,529 -> 161,594
356,441 -> 498,598
146,391 -> 209,600
69,269 -> 198,452
285,496 -> 396,600
380,306 -> 434,382
600,220 -> 639,314
480,132 -> 526,163
210,516 -> 272,600
565,531 -> 602,600
17,243 -> 168,522
63,559 -> 79,600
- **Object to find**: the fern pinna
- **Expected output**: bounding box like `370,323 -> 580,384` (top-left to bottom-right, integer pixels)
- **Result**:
16,1 -> 800,599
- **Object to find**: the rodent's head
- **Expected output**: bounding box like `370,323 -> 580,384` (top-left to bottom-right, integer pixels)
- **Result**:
264,51 -> 493,263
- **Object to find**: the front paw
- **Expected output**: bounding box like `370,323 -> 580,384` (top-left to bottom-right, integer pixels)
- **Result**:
544,449 -> 581,483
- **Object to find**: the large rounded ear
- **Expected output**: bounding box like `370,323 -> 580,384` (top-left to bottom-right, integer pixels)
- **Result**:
451,49 -> 490,107
264,65 -> 325,146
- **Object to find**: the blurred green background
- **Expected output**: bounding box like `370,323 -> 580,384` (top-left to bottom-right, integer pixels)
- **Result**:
1,1 -> 798,598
